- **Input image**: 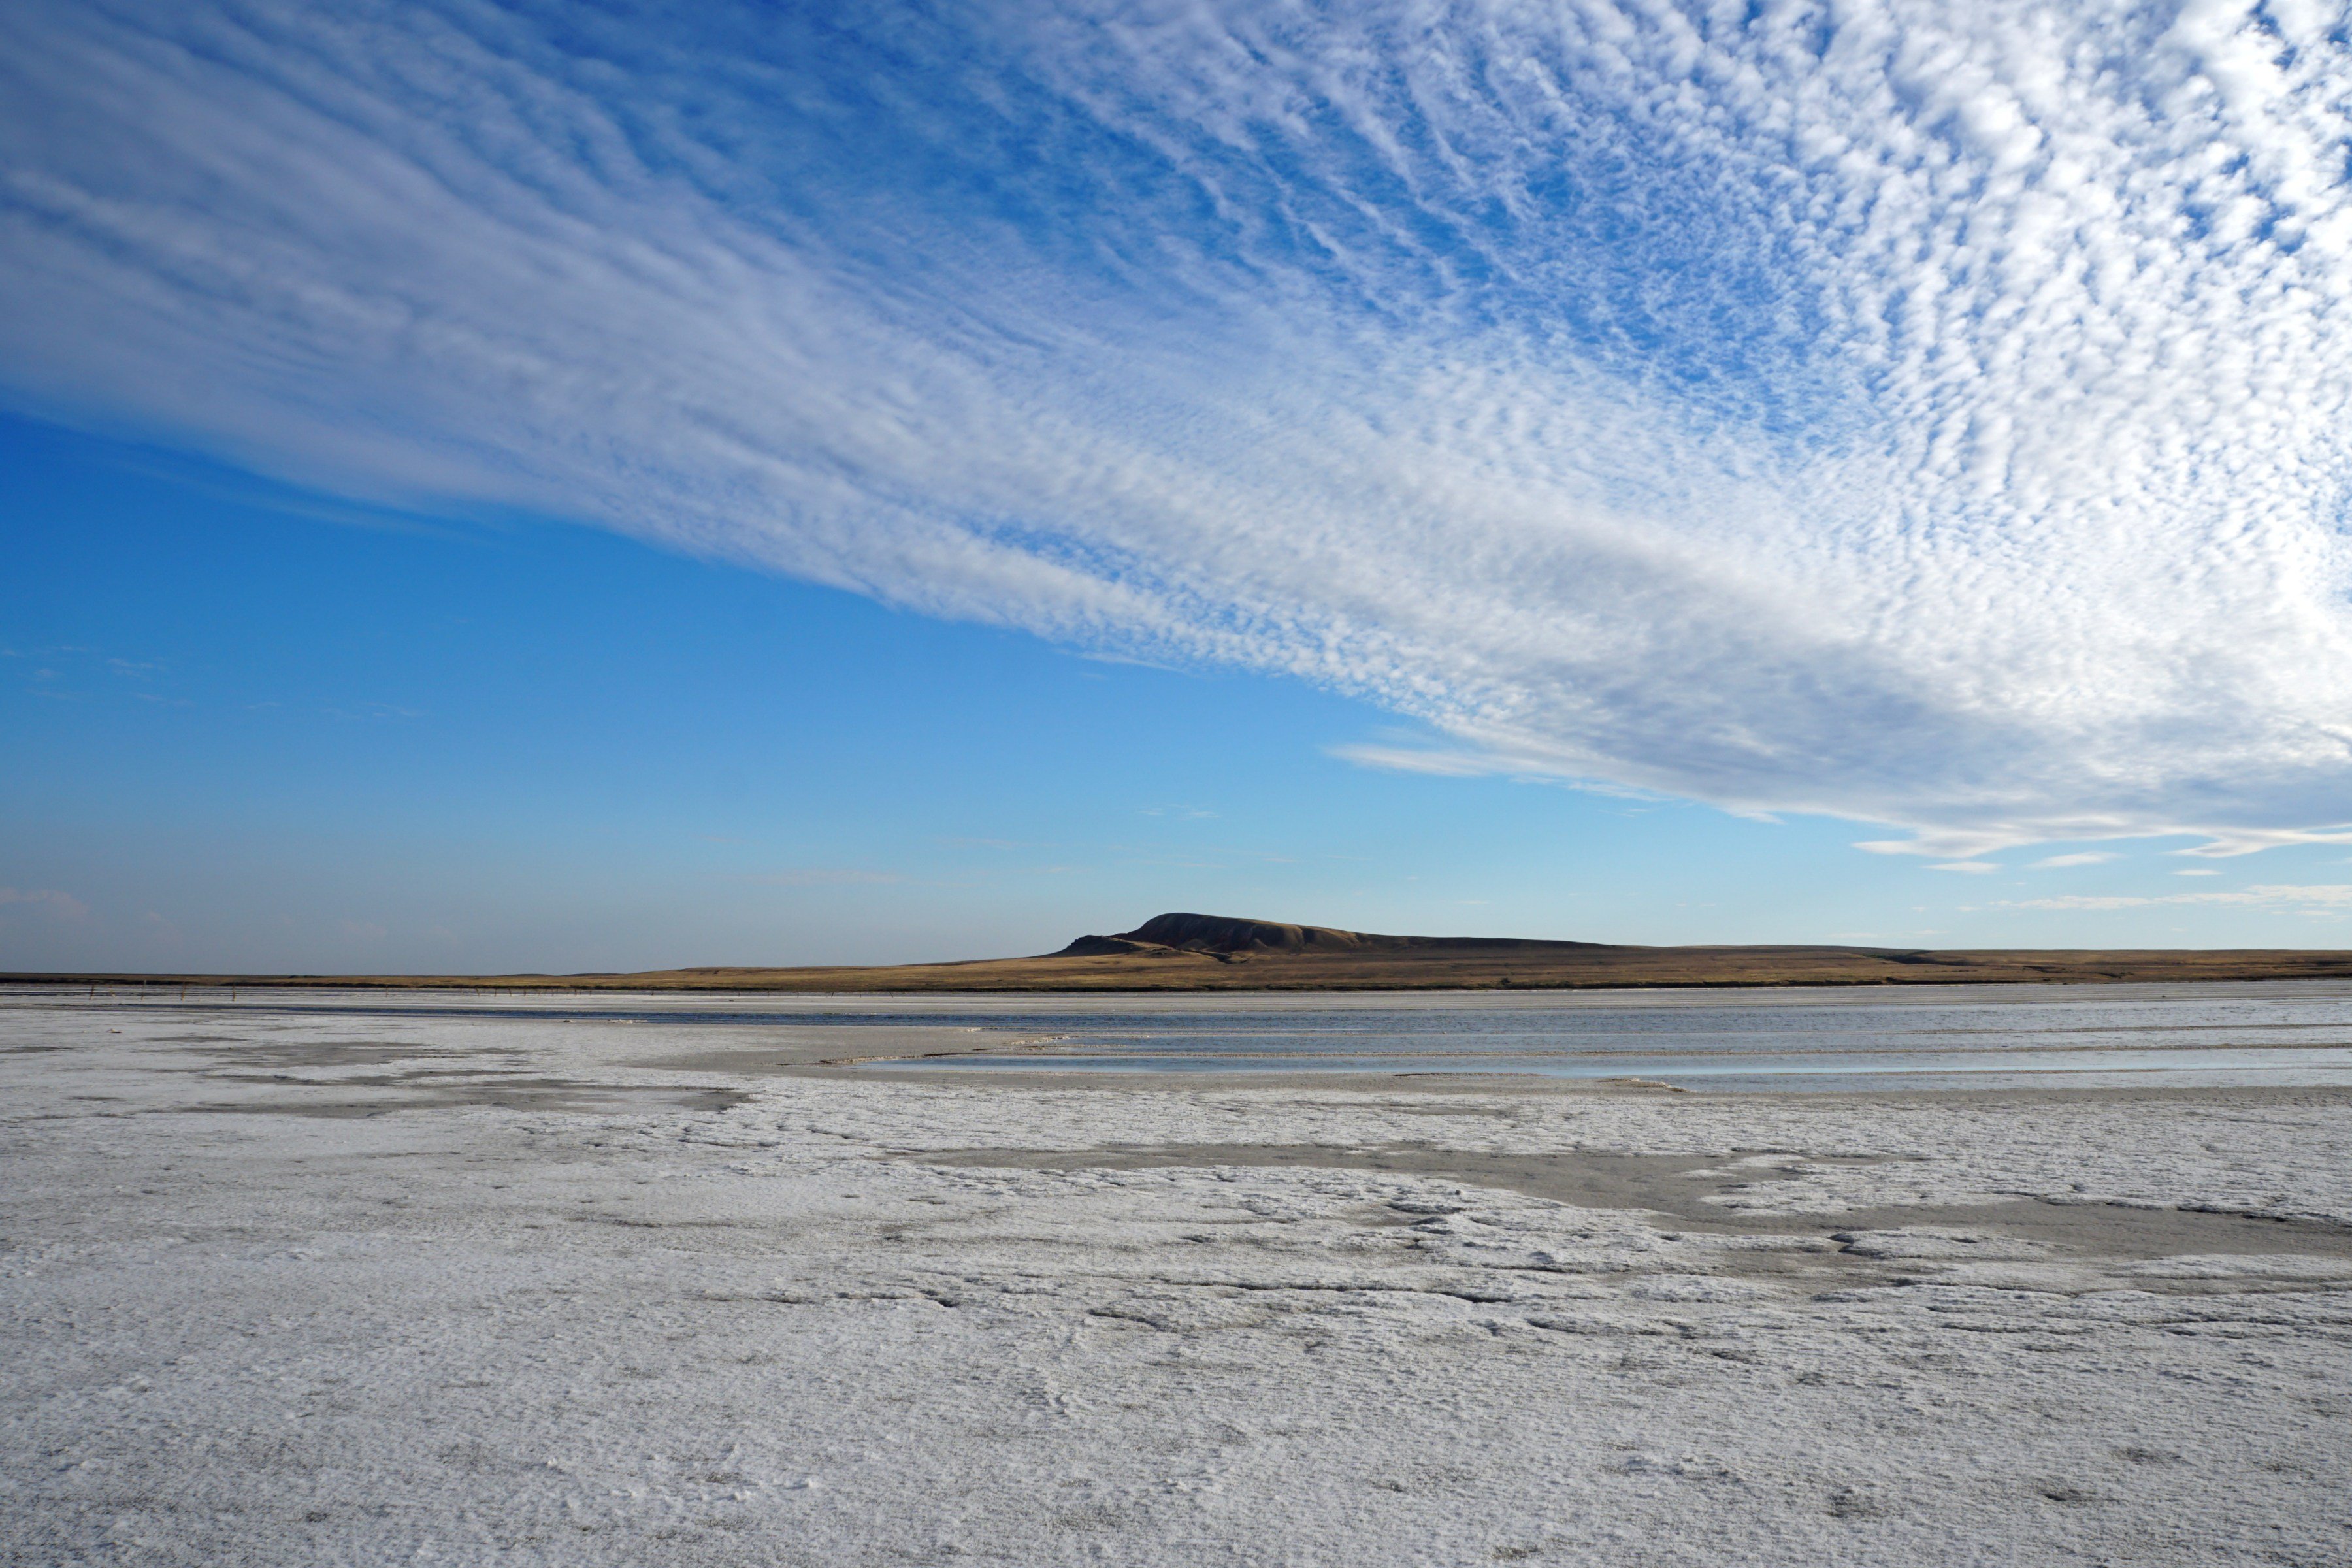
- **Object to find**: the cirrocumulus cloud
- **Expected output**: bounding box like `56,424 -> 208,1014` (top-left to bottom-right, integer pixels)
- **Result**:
3,0 -> 2350,857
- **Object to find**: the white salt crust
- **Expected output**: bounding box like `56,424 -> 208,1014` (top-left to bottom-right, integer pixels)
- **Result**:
3,994 -> 2349,1565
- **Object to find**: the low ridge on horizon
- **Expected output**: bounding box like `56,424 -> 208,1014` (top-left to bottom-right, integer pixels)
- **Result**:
15,913 -> 2352,992
1053,911 -> 1620,958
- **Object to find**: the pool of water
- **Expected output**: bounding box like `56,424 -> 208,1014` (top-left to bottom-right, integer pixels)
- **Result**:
46,981 -> 2352,1091
842,981 -> 2352,1090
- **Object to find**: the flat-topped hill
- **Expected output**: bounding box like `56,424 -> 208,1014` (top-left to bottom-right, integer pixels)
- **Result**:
1055,911 -> 1613,957
16,912 -> 2352,992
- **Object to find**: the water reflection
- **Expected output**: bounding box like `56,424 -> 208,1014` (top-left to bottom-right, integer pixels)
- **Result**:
854,981 -> 2352,1090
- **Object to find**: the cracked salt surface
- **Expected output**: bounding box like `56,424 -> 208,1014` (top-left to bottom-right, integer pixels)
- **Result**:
5,988 -> 2352,1565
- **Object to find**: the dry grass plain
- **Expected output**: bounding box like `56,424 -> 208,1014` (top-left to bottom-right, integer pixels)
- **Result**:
14,911 -> 2352,992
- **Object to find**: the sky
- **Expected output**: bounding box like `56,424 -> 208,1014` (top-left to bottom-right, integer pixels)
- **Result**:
6,0 -> 2352,972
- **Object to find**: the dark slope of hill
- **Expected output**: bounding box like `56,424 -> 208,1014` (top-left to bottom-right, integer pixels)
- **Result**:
17,913 -> 2352,992
1056,913 -> 1615,957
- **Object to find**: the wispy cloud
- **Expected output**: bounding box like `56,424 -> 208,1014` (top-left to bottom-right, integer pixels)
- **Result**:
2169,830 -> 2352,859
2006,885 -> 2352,912
6,3 -> 2352,855
2031,853 -> 2119,869
0,887 -> 88,919
1328,744 -> 1506,779
745,868 -> 903,887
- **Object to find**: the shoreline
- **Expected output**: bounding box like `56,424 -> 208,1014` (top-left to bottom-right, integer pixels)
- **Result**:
24,979 -> 2352,1096
15,934 -> 2352,996
16,970 -> 2352,996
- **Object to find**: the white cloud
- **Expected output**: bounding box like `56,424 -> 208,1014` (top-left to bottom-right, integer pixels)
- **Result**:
5,3 -> 2352,853
1928,861 -> 2000,874
0,887 -> 87,919
2030,853 -> 2119,869
2006,885 -> 2352,911
2175,868 -> 2223,877
1326,745 -> 1507,779
2170,830 -> 2352,859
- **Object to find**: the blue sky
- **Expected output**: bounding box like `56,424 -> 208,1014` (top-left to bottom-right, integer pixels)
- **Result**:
12,410 -> 2352,971
7,1 -> 2352,970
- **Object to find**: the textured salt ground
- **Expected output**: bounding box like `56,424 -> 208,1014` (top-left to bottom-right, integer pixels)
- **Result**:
911,1144 -> 2352,1277
4,992 -> 2352,1566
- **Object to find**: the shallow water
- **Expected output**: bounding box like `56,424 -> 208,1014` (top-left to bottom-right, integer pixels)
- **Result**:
35,980 -> 2352,1090
852,980 -> 2352,1090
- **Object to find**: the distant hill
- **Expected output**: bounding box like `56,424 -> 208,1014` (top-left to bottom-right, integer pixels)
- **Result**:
18,911 -> 2352,992
1054,911 -> 1612,958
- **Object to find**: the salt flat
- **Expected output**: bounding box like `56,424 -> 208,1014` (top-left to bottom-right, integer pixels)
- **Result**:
5,990 -> 2351,1565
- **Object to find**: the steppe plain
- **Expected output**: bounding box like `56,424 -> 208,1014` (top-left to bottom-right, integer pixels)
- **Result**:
23,909 -> 2352,992
5,983 -> 2351,1566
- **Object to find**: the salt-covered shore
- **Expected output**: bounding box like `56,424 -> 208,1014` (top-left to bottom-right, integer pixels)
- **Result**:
5,991 -> 2350,1565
